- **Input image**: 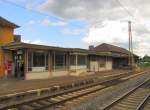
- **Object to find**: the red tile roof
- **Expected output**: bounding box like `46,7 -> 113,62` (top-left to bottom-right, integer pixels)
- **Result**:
93,43 -> 130,55
0,16 -> 19,28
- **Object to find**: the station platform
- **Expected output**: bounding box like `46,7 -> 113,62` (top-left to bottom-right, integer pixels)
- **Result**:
0,70 -> 129,96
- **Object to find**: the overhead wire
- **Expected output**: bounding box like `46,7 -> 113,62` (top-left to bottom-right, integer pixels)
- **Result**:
114,0 -> 148,32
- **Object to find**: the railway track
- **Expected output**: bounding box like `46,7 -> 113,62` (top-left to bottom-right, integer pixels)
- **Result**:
141,94 -> 150,110
102,77 -> 150,110
0,71 -> 148,110
0,77 -> 125,109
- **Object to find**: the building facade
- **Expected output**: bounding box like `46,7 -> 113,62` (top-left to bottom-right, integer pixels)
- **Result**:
2,42 -> 113,79
0,17 -> 138,80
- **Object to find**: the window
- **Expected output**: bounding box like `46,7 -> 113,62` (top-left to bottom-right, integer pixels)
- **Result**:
52,52 -> 66,70
55,54 -> 65,66
46,54 -> 48,70
70,55 -> 76,65
28,51 -> 48,72
99,57 -> 106,67
90,56 -> 97,61
33,52 -> 45,67
78,55 -> 86,65
28,51 -> 32,71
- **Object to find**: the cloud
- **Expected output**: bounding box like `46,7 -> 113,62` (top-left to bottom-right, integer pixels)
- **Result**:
27,18 -> 67,26
62,28 -> 86,35
82,20 -> 129,44
11,0 -> 150,56
22,39 -> 46,45
134,42 -> 150,57
82,20 -> 150,57
41,18 -> 66,26
28,20 -> 36,25
37,0 -> 129,24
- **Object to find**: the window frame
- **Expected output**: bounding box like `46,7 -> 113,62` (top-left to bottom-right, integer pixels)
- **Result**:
28,50 -> 48,72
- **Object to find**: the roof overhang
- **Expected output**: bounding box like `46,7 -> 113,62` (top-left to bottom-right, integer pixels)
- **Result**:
2,42 -> 139,58
2,42 -> 112,56
2,42 -> 68,51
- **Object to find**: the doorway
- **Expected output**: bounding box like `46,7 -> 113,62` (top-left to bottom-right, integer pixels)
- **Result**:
13,50 -> 24,79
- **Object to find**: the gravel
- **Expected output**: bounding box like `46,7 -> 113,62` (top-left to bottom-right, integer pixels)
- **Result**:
66,72 -> 150,110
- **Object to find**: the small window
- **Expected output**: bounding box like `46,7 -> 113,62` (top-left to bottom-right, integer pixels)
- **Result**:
99,57 -> 106,67
78,55 -> 86,65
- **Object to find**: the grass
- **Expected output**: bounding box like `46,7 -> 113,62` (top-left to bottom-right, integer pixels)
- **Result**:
139,62 -> 150,68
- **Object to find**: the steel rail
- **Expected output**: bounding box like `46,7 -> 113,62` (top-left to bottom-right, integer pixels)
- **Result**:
135,92 -> 150,110
35,85 -> 107,110
0,71 -> 148,110
0,72 -> 129,104
0,78 -> 122,109
0,73 -> 130,109
102,78 -> 150,110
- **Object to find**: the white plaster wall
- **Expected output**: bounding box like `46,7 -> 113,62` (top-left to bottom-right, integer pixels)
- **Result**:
26,71 -> 50,80
90,61 -> 105,72
51,70 -> 68,77
69,69 -> 87,76
98,67 -> 106,71
106,57 -> 112,70
69,65 -> 87,76
70,65 -> 87,70
32,67 -> 46,72
89,57 -> 113,72
90,61 -> 99,72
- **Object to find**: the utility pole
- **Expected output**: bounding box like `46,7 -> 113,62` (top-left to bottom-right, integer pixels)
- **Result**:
128,21 -> 131,66
128,21 -> 134,68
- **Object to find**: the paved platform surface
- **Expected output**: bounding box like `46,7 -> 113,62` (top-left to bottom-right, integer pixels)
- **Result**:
0,70 -> 129,96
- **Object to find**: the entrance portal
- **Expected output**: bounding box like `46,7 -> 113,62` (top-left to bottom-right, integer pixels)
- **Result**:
13,50 -> 24,79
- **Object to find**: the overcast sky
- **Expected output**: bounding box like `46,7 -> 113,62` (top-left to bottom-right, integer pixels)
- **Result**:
0,0 -> 150,57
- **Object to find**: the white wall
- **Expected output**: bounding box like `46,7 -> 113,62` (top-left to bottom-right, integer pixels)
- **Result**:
26,70 -> 69,79
51,70 -> 69,77
106,57 -> 112,70
25,56 -> 113,79
26,71 -> 50,80
90,61 -> 99,72
89,56 -> 112,72
70,65 -> 87,70
70,65 -> 87,76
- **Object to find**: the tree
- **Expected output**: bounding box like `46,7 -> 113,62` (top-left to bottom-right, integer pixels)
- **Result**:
143,55 -> 150,62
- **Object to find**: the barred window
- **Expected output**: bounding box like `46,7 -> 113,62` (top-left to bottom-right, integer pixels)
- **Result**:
78,55 -> 87,65
52,52 -> 66,70
28,51 -> 48,72
70,55 -> 76,65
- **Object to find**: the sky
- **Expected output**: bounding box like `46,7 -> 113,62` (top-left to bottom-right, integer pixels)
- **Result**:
0,0 -> 150,57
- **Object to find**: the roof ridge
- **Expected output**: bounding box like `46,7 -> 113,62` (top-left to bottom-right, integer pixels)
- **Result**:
103,43 -> 128,51
93,43 -> 131,55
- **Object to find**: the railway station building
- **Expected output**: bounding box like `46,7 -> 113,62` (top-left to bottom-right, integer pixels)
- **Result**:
0,17 -> 138,80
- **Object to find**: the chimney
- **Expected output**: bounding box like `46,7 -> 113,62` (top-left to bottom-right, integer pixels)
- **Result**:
14,35 -> 21,42
89,45 -> 94,50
